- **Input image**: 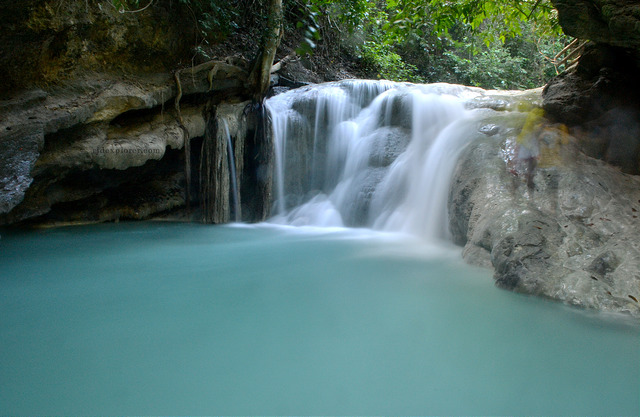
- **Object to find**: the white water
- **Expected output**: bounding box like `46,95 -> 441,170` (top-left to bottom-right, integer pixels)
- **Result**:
222,119 -> 240,221
2,83 -> 637,415
266,80 -> 488,240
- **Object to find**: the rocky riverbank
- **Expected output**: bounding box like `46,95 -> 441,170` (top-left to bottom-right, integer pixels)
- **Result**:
0,62 -> 259,226
449,100 -> 640,317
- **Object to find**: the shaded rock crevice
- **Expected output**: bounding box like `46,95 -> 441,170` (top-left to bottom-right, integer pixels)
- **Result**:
0,0 -> 264,227
0,58 -> 256,226
0,0 -> 198,97
544,0 -> 640,174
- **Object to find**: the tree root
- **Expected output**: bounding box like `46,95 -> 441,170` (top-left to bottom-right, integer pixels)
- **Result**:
207,63 -> 220,92
172,57 -> 253,216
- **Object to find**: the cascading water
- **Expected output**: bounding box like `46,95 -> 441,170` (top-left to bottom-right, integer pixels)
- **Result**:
266,80 -> 489,240
200,108 -> 244,224
222,119 -> 240,222
3,83 -> 638,417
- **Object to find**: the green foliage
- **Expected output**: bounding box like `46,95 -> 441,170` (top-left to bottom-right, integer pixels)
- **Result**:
112,0 -> 568,90
295,6 -> 321,56
359,41 -> 420,81
384,0 -> 562,46
111,0 -> 140,12
335,0 -> 565,89
111,0 -> 240,42
442,48 -> 528,89
305,0 -> 377,30
293,0 -> 378,56
181,0 -> 240,42
423,21 -> 568,89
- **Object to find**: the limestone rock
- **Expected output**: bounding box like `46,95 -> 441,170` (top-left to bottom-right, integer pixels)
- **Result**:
342,167 -> 389,226
378,92 -> 413,130
0,122 -> 42,214
0,0 -> 262,227
0,0 -> 197,96
553,0 -> 640,50
200,102 -> 250,224
367,127 -> 411,167
544,1 -> 640,174
449,110 -> 640,317
542,46 -> 640,173
35,106 -> 204,173
0,63 -> 247,226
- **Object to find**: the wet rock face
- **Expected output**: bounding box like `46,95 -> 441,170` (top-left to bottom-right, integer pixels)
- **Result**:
449,113 -> 640,317
0,0 -> 256,226
0,60 -> 251,226
368,127 -> 411,168
543,45 -> 638,122
0,89 -> 198,225
544,1 -> 640,174
553,0 -> 640,50
542,46 -> 640,174
0,0 -> 196,96
0,122 -> 43,214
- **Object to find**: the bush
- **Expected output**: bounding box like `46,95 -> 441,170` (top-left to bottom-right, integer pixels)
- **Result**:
359,41 -> 420,81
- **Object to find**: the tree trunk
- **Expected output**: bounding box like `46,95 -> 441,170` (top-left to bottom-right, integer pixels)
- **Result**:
248,0 -> 283,100
240,0 -> 282,222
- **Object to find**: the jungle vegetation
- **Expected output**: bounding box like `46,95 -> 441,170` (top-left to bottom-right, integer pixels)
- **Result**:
112,0 -> 569,90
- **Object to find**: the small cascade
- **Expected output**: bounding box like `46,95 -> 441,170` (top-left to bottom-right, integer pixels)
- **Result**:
266,80 -> 498,240
200,113 -> 229,224
222,119 -> 241,222
200,103 -> 250,224
266,80 -> 396,217
200,105 -> 245,224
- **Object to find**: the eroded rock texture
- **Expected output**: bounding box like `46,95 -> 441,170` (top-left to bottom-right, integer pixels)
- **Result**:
450,109 -> 640,317
0,64 -> 254,226
0,0 -> 196,96
553,0 -> 640,49
544,0 -> 640,174
0,0 -> 268,226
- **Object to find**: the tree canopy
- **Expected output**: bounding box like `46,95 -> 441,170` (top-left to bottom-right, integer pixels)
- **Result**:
112,0 -> 568,90
304,0 -> 567,88
384,0 -> 561,44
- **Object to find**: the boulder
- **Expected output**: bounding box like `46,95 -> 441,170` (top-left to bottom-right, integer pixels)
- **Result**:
553,0 -> 640,50
544,1 -> 640,174
367,126 -> 411,167
449,111 -> 640,317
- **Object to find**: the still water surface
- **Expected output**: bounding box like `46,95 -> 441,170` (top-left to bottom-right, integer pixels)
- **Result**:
0,222 -> 638,415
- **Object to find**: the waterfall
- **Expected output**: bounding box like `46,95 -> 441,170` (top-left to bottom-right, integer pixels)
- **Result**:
222,119 -> 240,222
199,114 -> 222,224
200,105 -> 245,224
266,79 -> 491,240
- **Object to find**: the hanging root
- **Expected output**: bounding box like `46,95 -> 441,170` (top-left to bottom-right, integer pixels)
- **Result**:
173,70 -> 185,125
207,63 -> 220,92
172,58 -> 248,218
